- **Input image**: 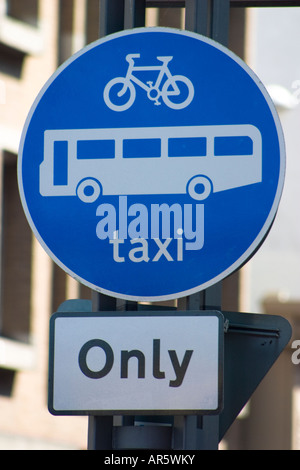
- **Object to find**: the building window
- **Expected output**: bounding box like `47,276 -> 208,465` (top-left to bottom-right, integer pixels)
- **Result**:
0,152 -> 32,343
5,0 -> 39,27
0,0 -> 43,55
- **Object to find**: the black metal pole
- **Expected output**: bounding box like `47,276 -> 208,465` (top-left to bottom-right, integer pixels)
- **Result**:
87,294 -> 116,450
88,1 -> 125,450
88,0 -> 229,450
173,0 -> 230,450
88,0 -> 146,450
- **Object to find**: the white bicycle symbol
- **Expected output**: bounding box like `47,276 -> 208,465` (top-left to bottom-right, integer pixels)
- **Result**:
103,53 -> 194,111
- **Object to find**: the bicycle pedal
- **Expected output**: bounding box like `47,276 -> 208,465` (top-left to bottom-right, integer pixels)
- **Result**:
146,81 -> 153,87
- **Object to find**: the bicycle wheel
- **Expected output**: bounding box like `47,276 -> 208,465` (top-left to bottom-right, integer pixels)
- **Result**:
162,75 -> 194,110
103,77 -> 136,112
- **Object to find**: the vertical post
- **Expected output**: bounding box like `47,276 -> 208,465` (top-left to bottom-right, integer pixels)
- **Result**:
87,294 -> 116,450
88,415 -> 114,450
87,0 -> 126,450
211,0 -> 230,47
124,0 -> 146,29
185,0 -> 211,36
88,0 -> 146,449
99,0 -> 124,37
185,0 -> 230,45
174,287 -> 223,449
173,0 -> 230,450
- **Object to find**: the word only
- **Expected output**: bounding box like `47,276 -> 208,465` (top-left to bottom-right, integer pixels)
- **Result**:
78,338 -> 193,388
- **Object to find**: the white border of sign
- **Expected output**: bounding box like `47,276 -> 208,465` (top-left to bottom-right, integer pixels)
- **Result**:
18,27 -> 285,302
48,310 -> 224,416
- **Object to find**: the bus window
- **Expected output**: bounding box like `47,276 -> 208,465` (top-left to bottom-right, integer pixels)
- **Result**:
123,138 -> 161,158
168,137 -> 206,157
77,140 -> 115,159
214,135 -> 253,156
54,141 -> 68,186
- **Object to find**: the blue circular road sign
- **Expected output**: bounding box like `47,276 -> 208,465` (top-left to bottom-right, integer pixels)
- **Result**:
18,28 -> 285,301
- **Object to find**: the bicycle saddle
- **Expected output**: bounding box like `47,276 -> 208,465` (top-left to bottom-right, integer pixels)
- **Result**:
156,56 -> 173,63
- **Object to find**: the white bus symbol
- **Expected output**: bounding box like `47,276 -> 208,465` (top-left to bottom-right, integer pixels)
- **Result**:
40,125 -> 262,203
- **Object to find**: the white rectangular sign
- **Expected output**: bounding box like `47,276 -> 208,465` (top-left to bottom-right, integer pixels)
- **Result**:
48,311 -> 223,415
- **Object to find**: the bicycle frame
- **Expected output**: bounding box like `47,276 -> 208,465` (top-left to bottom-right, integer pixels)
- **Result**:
123,54 -> 180,96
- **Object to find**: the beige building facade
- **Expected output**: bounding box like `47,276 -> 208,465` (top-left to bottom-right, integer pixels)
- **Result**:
0,0 -> 91,450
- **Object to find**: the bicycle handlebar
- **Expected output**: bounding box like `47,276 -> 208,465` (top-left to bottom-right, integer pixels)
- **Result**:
126,53 -> 141,63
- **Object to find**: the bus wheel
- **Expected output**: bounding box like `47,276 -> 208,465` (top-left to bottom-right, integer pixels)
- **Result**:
77,178 -> 101,203
187,176 -> 212,201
